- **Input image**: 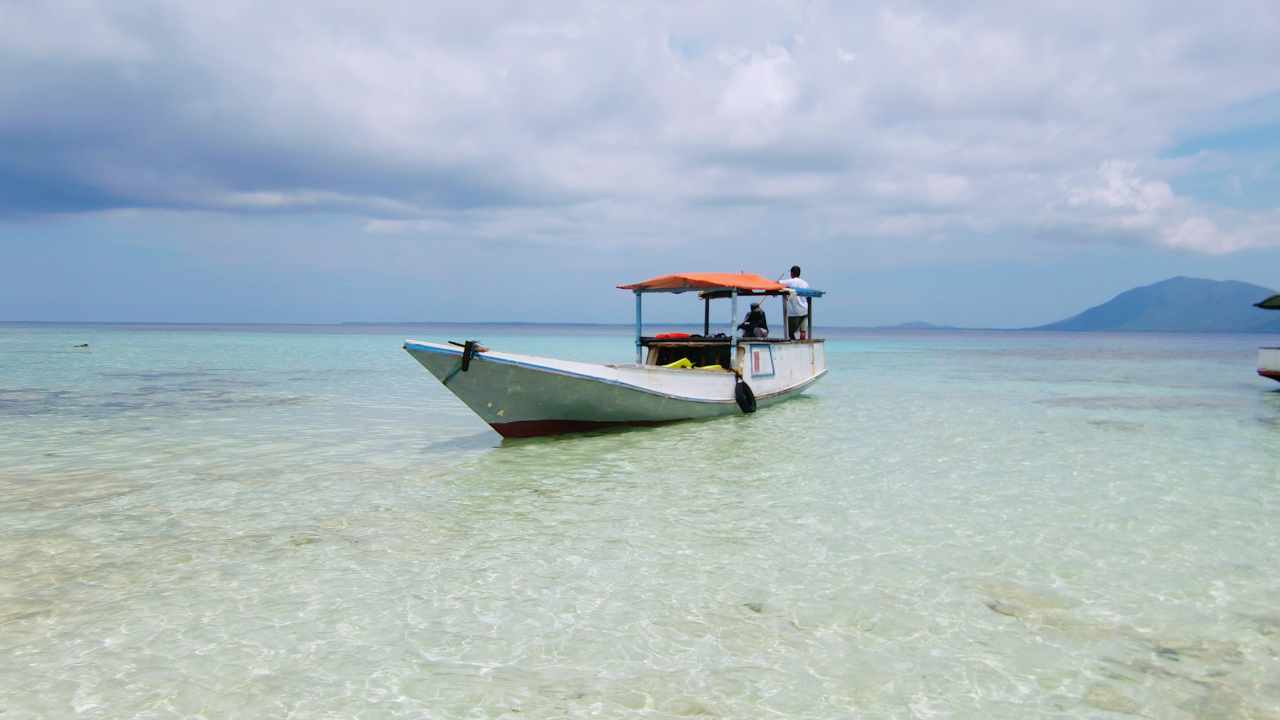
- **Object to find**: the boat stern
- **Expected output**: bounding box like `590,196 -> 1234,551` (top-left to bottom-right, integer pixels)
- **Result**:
1259,347 -> 1280,382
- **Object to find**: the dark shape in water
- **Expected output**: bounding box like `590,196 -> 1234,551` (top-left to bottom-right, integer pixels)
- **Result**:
1154,645 -> 1182,662
984,599 -> 1021,618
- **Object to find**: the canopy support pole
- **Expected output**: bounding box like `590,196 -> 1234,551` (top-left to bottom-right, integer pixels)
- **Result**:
807,297 -> 814,340
703,297 -> 710,336
782,293 -> 789,340
729,289 -> 739,368
634,291 -> 643,364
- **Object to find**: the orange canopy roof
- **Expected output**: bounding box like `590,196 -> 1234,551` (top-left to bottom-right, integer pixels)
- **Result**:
618,272 -> 785,293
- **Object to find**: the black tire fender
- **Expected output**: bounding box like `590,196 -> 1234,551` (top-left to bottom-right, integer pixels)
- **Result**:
734,377 -> 757,414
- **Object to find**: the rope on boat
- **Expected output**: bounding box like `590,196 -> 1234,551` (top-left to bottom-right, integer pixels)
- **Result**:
442,339 -> 485,385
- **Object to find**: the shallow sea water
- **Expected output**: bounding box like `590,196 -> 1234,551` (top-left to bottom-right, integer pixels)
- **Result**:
2,323 -> 1279,719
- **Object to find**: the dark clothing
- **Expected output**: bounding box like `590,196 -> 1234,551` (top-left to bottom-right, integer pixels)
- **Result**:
739,308 -> 768,338
788,316 -> 806,340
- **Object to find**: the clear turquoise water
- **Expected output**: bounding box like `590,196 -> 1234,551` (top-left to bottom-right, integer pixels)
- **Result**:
2,323 -> 1279,719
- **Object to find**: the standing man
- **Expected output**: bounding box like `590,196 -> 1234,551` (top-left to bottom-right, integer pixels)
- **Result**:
778,265 -> 809,340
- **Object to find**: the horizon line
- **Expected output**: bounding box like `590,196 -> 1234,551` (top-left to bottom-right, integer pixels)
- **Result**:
0,318 -> 1002,330
5,320 -> 1280,334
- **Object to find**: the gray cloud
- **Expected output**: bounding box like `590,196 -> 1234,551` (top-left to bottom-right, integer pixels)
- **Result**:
2,0 -> 1279,254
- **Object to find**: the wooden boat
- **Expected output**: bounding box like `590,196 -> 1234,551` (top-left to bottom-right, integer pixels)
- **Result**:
404,272 -> 827,437
1255,294 -> 1280,382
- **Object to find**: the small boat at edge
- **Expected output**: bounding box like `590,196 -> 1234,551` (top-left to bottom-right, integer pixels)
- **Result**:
1255,293 -> 1280,382
403,272 -> 828,437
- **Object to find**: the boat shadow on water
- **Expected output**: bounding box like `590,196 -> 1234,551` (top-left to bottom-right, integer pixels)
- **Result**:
408,419 -> 699,454
1253,388 -> 1280,430
414,430 -> 508,453
410,394 -> 821,463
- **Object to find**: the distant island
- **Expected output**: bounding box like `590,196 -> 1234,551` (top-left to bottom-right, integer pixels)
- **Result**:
1030,276 -> 1280,333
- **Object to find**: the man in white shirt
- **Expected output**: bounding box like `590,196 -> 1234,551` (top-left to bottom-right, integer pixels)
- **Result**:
778,265 -> 809,340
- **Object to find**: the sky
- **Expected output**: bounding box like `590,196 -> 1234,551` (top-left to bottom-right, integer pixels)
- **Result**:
2,1 -> 1280,327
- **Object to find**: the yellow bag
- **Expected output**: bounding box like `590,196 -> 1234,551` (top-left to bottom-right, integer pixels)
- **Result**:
662,357 -> 694,369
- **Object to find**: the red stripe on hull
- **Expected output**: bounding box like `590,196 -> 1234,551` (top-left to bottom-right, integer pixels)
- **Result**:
1258,369 -> 1280,382
489,418 -> 670,438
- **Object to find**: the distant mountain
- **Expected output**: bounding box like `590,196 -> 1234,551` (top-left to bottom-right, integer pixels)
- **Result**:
1032,276 -> 1280,333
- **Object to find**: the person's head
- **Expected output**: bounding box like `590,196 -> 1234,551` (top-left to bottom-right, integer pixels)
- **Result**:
750,302 -> 761,311
790,265 -> 801,278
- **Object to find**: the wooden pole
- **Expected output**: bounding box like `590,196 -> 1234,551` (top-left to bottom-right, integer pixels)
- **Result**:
782,292 -> 789,341
634,291 -> 643,364
729,289 -> 739,369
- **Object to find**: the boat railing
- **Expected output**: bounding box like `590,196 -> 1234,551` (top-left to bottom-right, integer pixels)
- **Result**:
623,274 -> 826,364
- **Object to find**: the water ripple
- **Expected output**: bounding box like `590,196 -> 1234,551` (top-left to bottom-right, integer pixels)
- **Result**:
2,326 -> 1279,718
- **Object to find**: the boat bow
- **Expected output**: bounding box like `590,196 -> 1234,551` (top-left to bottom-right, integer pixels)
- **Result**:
403,339 -> 824,437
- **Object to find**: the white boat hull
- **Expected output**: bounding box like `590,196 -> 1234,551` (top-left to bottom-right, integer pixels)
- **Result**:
1259,347 -> 1280,382
403,340 -> 826,437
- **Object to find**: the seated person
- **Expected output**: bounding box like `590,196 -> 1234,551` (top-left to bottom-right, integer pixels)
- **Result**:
737,302 -> 769,338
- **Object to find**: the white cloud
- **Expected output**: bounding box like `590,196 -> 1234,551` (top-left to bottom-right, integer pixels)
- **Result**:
1,0 -> 1278,258
1069,161 -> 1174,213
715,45 -> 798,143
924,174 -> 972,206
1063,160 -> 1280,254
1160,217 -> 1237,254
